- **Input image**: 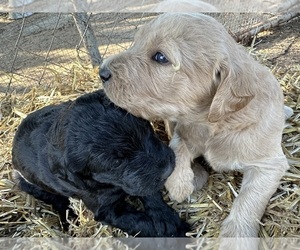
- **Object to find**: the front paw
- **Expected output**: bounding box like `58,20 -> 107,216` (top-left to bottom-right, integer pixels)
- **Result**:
151,211 -> 190,237
142,195 -> 190,237
170,219 -> 190,237
220,216 -> 259,237
165,168 -> 194,202
218,238 -> 260,250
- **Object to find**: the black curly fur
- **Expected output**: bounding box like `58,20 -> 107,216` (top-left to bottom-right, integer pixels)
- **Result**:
12,90 -> 190,237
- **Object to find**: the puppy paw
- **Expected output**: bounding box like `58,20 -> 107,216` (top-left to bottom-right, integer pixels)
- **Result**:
151,211 -> 190,237
220,216 -> 259,237
167,220 -> 190,237
165,168 -> 194,202
175,220 -> 191,237
218,238 -> 260,250
142,194 -> 190,237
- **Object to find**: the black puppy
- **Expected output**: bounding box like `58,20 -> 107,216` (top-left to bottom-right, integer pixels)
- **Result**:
12,90 -> 189,237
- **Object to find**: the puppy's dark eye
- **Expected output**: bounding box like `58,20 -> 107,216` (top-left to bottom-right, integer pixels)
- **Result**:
152,52 -> 169,64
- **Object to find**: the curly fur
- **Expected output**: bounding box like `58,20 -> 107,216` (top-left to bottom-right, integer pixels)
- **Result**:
12,90 -> 189,237
100,13 -> 291,237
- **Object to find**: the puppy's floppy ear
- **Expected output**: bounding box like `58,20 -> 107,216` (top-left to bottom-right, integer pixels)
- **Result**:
208,60 -> 255,123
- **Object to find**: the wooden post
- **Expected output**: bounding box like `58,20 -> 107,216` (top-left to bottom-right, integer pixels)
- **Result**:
72,12 -> 102,67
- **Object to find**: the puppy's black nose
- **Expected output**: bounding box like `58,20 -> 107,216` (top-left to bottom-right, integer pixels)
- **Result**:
99,66 -> 112,82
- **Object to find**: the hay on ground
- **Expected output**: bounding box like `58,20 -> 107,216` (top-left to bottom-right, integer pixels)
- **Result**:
0,39 -> 299,240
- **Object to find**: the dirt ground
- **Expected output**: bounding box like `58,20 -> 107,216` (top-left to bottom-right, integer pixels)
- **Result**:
0,13 -> 155,93
0,12 -> 299,93
0,13 -> 299,239
254,16 -> 299,73
253,15 -> 300,115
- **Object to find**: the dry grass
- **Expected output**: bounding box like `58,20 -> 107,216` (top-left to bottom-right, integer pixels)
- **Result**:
1,39 -> 299,239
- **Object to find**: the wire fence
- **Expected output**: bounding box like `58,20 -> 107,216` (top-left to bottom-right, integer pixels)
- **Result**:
0,11 -> 299,94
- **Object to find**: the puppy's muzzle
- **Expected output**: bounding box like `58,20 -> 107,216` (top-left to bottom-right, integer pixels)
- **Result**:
99,66 -> 112,83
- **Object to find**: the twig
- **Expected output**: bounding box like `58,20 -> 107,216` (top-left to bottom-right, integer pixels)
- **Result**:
273,0 -> 300,12
227,182 -> 239,198
268,38 -> 296,62
72,12 -> 102,67
235,13 -> 300,43
207,194 -> 223,211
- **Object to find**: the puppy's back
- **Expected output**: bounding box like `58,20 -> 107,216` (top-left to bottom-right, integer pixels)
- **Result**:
55,90 -> 153,174
12,90 -> 153,190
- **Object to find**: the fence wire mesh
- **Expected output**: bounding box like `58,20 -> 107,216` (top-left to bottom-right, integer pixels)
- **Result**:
0,4 -> 299,239
0,11 -> 298,93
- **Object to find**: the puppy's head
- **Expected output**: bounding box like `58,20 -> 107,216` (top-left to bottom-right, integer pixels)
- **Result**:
67,93 -> 176,197
101,13 -> 255,122
91,115 -> 175,196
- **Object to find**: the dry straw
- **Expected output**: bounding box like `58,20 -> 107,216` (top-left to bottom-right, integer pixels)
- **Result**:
0,43 -> 299,239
